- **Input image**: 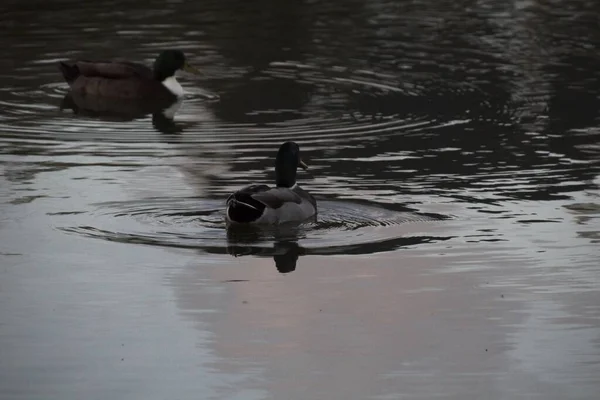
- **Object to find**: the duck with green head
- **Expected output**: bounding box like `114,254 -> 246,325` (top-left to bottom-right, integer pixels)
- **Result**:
58,50 -> 201,99
226,141 -> 317,224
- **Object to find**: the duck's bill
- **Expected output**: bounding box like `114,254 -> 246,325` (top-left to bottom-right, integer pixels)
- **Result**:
299,160 -> 308,170
183,62 -> 202,75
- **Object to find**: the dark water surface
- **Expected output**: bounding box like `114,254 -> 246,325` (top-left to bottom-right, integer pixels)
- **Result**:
1,0 -> 599,399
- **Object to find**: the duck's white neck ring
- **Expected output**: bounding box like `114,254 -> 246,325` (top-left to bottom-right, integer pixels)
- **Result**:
162,76 -> 185,97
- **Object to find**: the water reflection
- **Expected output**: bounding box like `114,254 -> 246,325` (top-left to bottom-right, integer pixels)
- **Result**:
60,91 -> 179,118
59,92 -> 186,136
226,222 -> 306,274
213,74 -> 313,124
226,224 -> 306,273
222,218 -> 454,274
2,0 -> 600,399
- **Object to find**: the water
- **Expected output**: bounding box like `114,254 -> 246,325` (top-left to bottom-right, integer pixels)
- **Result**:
1,0 -> 599,399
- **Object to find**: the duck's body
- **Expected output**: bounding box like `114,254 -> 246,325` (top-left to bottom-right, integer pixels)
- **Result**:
226,183 -> 317,224
226,142 -> 317,225
58,50 -> 200,100
59,60 -> 173,99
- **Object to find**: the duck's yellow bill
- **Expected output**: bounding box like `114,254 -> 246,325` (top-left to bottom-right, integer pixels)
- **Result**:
183,62 -> 201,75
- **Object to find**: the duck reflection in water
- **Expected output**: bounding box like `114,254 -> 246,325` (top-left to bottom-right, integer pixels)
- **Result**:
60,91 -> 187,134
225,221 -> 313,274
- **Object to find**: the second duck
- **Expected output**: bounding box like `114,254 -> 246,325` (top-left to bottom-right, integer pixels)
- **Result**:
58,49 -> 200,100
226,141 -> 317,225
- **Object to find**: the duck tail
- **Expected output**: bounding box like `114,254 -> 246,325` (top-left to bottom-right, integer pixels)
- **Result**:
226,193 -> 265,223
59,62 -> 80,84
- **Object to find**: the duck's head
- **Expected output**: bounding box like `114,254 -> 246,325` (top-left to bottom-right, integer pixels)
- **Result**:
153,50 -> 201,81
275,141 -> 308,188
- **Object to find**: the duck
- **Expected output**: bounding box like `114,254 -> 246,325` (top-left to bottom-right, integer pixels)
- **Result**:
58,49 -> 201,100
226,141 -> 317,224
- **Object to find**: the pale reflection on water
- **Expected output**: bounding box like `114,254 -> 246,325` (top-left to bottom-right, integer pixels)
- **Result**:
1,0 -> 600,399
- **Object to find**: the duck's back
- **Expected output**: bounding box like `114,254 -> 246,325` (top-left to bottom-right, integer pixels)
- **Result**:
59,60 -> 174,100
74,60 -> 153,79
247,185 -> 316,223
293,185 -> 317,209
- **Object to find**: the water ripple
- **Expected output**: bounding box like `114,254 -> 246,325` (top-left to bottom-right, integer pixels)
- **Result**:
57,197 -> 452,255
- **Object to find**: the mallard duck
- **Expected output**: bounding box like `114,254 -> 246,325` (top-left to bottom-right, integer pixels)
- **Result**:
58,50 -> 200,99
226,141 -> 317,224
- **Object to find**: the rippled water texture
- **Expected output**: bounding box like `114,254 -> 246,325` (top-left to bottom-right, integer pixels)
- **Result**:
1,0 -> 599,399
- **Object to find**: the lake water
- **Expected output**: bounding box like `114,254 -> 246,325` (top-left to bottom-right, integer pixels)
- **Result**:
1,0 -> 599,399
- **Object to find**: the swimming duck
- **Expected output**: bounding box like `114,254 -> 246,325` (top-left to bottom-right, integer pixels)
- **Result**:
58,50 -> 200,99
226,141 -> 317,224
